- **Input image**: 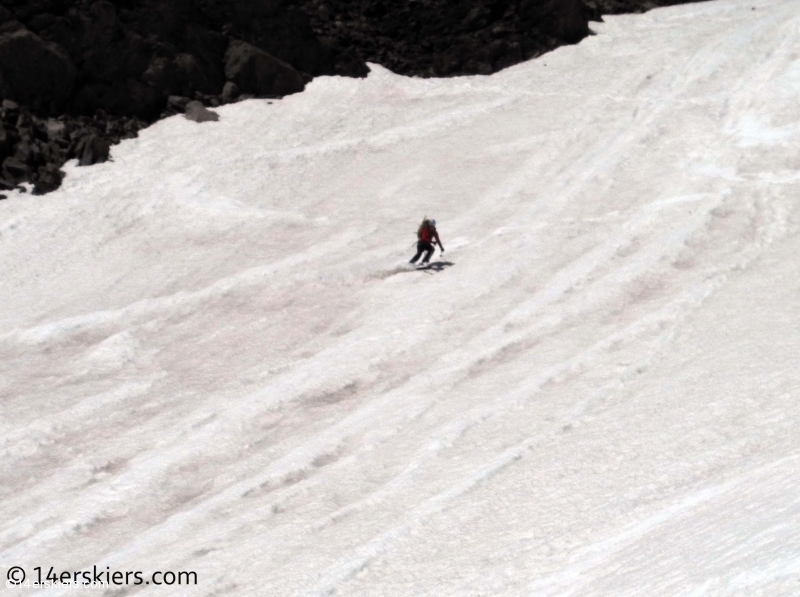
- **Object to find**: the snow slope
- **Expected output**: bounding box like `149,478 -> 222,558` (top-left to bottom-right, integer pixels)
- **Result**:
2,0 -> 800,595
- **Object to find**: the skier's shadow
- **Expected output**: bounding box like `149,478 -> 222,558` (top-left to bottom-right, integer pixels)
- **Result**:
415,260 -> 454,273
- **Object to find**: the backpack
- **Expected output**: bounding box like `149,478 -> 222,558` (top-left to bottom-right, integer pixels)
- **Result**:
417,219 -> 433,241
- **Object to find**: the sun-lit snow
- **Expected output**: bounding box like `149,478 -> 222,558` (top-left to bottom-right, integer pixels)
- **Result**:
2,0 -> 800,595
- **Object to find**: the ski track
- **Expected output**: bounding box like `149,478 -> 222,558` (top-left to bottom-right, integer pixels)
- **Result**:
2,1 -> 800,596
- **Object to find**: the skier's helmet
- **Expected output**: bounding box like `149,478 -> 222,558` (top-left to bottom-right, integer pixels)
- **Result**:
429,219 -> 436,227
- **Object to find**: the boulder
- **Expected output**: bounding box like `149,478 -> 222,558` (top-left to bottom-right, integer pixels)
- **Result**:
143,53 -> 214,97
530,0 -> 589,43
79,0 -> 120,49
0,125 -> 11,160
0,28 -> 76,112
236,5 -> 335,76
142,55 -> 179,96
14,141 -> 43,167
184,24 -> 227,91
184,100 -> 220,123
3,156 -> 31,183
224,40 -> 305,97
44,118 -> 66,141
0,19 -> 25,34
73,133 -> 110,166
32,163 -> 63,195
1,99 -> 19,125
167,95 -> 192,112
175,53 -> 211,93
221,81 -> 240,103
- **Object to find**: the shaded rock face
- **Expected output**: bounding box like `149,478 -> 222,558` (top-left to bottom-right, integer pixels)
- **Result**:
296,0 -> 706,77
0,0 -> 710,195
225,39 -> 305,97
74,132 -> 110,166
0,28 -> 76,112
298,0 -> 590,77
9,0 -> 318,119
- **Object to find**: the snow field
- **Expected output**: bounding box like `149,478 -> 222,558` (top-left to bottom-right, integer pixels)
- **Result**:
1,0 -> 800,595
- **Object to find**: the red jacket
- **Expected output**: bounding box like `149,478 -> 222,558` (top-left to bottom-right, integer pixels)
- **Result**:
418,223 -> 443,249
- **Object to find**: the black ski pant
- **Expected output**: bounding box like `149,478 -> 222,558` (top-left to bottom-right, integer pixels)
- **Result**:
410,241 -> 434,264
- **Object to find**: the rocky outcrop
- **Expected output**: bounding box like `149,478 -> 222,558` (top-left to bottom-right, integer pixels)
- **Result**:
0,27 -> 76,113
225,40 -> 306,97
0,99 -> 143,194
16,0 -> 318,119
299,0 -> 590,77
73,133 -> 110,167
184,100 -> 220,123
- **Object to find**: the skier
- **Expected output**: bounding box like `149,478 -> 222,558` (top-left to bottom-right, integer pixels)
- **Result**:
410,218 -> 444,265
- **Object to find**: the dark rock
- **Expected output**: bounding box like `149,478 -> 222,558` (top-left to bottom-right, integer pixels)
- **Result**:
224,39 -> 305,96
184,24 -> 228,90
0,194 -> 7,200
167,95 -> 192,113
71,79 -> 162,120
297,0 -> 589,77
73,134 -> 110,167
44,118 -> 66,140
2,99 -> 20,126
31,118 -> 49,143
0,19 -> 25,34
39,140 -> 63,163
0,126 -> 11,160
15,141 -> 43,167
26,12 -> 57,34
0,28 -> 76,112
221,81 -> 241,102
176,53 -> 212,92
184,101 -> 220,123
143,52 -> 214,97
3,157 -> 31,182
544,0 -> 590,42
32,164 -> 64,195
236,5 -> 335,76
15,109 -> 33,133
